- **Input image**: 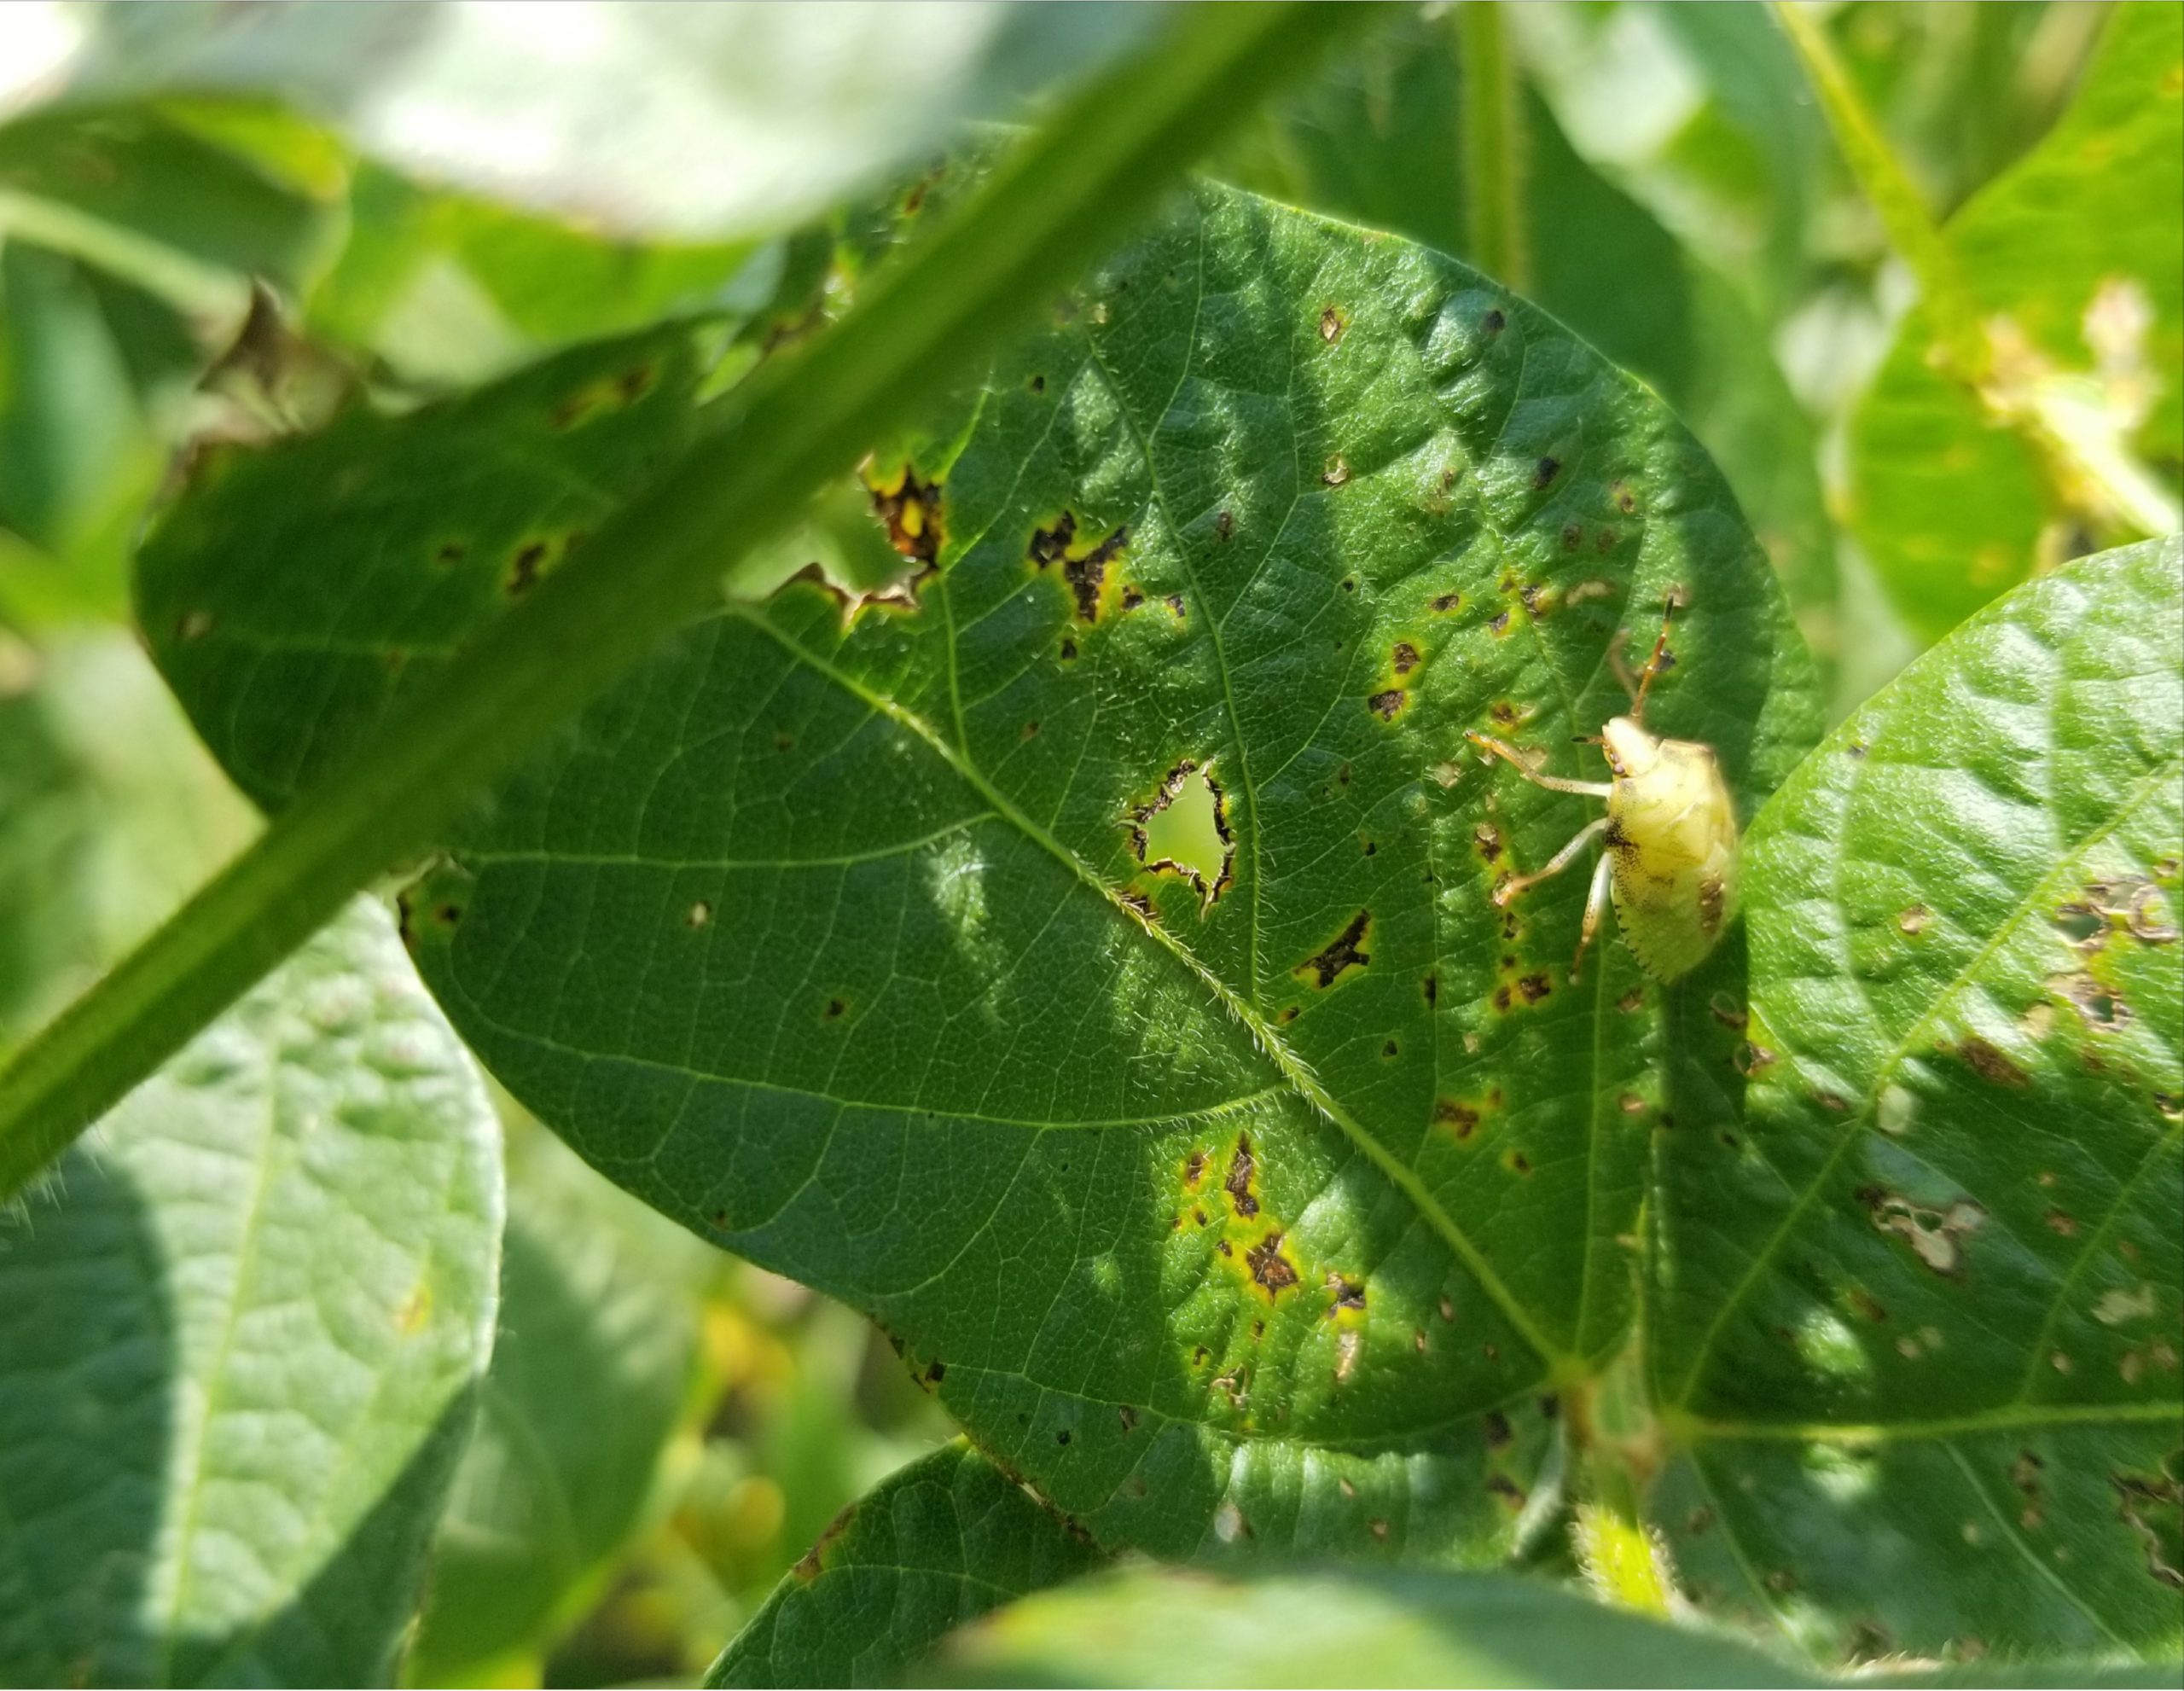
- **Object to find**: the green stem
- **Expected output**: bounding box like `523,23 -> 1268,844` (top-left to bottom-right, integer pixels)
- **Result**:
1772,1 -> 1986,381
0,2 -> 1381,1199
1459,0 -> 1529,290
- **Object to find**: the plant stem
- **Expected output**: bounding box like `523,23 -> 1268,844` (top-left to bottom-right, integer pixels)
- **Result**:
1773,2 -> 1987,381
1459,0 -> 1529,290
0,2 -> 1382,1199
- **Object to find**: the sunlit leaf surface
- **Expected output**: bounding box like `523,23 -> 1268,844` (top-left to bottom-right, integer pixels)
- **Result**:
141,176 -> 1817,1571
0,899 -> 502,1686
1653,537 -> 2184,1662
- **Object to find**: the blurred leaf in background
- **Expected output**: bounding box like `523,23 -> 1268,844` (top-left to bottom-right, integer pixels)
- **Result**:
1844,1 -> 2182,642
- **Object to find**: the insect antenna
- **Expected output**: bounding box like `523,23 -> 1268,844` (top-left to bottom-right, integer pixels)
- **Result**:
1629,590 -> 1683,725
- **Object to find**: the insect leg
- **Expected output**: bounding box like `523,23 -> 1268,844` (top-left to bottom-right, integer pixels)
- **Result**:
1492,815 -> 1610,908
1629,590 -> 1683,724
1570,849 -> 1615,981
1466,732 -> 1613,798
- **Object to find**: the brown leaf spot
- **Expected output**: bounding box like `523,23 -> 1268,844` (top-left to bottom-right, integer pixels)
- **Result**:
868,464 -> 944,568
1247,1230 -> 1299,1294
1296,910 -> 1372,988
1955,1036 -> 2029,1087
1225,1135 -> 1260,1218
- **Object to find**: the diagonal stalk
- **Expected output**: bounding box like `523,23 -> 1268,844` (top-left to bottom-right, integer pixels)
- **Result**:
1457,0 -> 1529,290
0,2 -> 1384,1198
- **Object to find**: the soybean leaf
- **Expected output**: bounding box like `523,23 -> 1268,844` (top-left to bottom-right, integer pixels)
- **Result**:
930,1564 -> 1822,1688
1219,8 -> 1838,673
709,1442 -> 1103,1689
0,897 -> 503,1686
410,1124 -> 717,1686
1651,537 -> 2184,1663
14,1 -> 1159,240
1847,3 -> 2183,642
141,177 -> 1817,1561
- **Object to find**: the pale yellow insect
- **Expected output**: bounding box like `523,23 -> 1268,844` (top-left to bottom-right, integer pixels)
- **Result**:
1467,596 -> 1739,983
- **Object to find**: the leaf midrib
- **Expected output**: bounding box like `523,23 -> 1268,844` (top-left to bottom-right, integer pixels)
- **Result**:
728,602 -> 1577,1375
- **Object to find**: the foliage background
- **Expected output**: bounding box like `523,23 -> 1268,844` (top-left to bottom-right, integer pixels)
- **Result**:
0,3 -> 2176,1686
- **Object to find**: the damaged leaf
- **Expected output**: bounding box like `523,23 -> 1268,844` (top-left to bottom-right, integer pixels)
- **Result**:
1653,538 -> 2184,1663
141,178 -> 1813,1568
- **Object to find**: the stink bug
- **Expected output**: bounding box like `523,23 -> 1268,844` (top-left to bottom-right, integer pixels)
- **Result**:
1466,595 -> 1738,983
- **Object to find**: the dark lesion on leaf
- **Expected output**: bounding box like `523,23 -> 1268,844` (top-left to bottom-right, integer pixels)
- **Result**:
1368,689 -> 1406,721
504,535 -> 566,596
549,360 -> 658,430
2115,1467 -> 2184,1589
1028,509 -> 1130,623
1246,1230 -> 1299,1295
791,1499 -> 860,1581
867,462 -> 944,569
1294,910 -> 1372,989
1953,1035 -> 2029,1088
1224,1134 -> 1259,1218
1324,1272 -> 1366,1317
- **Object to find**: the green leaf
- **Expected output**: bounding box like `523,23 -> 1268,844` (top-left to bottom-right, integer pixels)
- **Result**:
1846,3 -> 2184,641
0,0 -> 1368,1203
1651,537 -> 2184,1663
709,1441 -> 1103,1689
0,897 -> 503,1686
1219,10 -> 1838,675
0,104 -> 336,294
410,1124 -> 717,1686
1510,3 -> 1828,320
305,161 -> 765,385
142,176 -> 1816,1562
930,1564 -> 1825,1688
